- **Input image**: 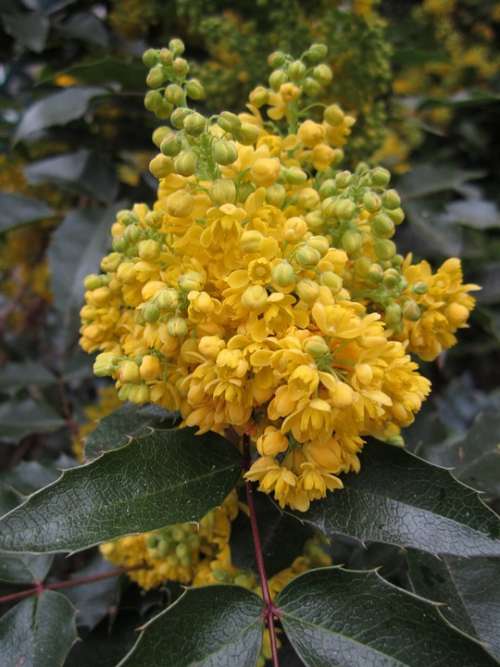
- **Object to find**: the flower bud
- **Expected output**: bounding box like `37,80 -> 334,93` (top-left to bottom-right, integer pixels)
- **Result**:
298,120 -> 325,148
319,179 -> 337,198
403,300 -> 421,321
288,60 -> 306,81
144,90 -> 162,112
257,427 -> 289,456
241,230 -> 263,253
185,78 -> 205,100
93,353 -> 117,377
241,285 -> 268,310
157,288 -> 179,310
374,238 -> 396,261
235,122 -> 260,145
284,216 -> 307,241
355,363 -> 373,385
324,104 -> 344,126
210,179 -> 236,205
159,48 -> 172,65
387,207 -> 405,224
101,252 -> 122,272
170,107 -> 190,129
165,83 -> 184,106
368,263 -> 384,283
268,51 -> 287,68
335,199 -> 356,221
84,274 -> 102,290
304,43 -> 328,63
167,317 -> 188,337
173,57 -> 189,76
412,281 -> 428,295
363,191 -> 381,212
199,335 -> 225,359
297,187 -> 320,210
296,245 -> 321,268
371,167 -> 391,187
308,235 -> 329,255
152,126 -> 172,148
149,154 -> 174,179
179,271 -> 204,291
446,302 -> 469,326
341,230 -> 362,254
160,134 -> 182,156
304,335 -> 330,358
385,303 -> 402,328
128,384 -> 150,404
166,191 -> 194,217
272,261 -> 296,287
142,49 -> 158,67
184,112 -> 206,136
284,166 -> 307,185
266,183 -> 287,208
335,171 -> 352,189
320,271 -> 342,293
313,64 -> 333,85
372,213 -> 395,238
140,355 -> 161,380
383,268 -> 400,289
118,360 -> 140,383
382,189 -> 401,210
143,302 -> 160,323
251,157 -> 281,187
305,210 -> 324,231
269,69 -> 287,91
249,86 -> 268,107
146,64 -> 165,89
174,151 -> 197,176
213,140 -> 238,165
303,77 -> 321,96
138,239 -> 160,260
297,278 -> 320,303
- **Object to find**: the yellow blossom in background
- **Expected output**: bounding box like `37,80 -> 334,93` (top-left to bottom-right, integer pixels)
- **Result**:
81,39 -> 476,511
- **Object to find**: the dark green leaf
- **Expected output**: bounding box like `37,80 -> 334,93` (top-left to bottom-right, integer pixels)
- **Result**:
278,567 -> 498,666
407,550 -> 500,661
1,11 -> 49,52
230,493 -> 313,577
440,199 -> 500,230
25,150 -> 118,202
85,403 -> 177,460
290,441 -> 500,557
0,590 -> 77,666
51,58 -> 147,90
398,164 -> 484,200
403,200 -> 462,258
48,204 -> 121,353
14,87 -> 107,142
0,428 -> 241,553
57,12 -> 109,47
118,586 -> 264,667
0,398 -> 65,444
475,263 -> 500,305
0,361 -> 55,392
0,461 -> 60,496
0,193 -> 53,234
420,90 -> 500,109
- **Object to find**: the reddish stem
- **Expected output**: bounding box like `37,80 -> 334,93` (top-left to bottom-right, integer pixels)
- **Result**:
243,438 -> 281,667
0,565 -> 142,605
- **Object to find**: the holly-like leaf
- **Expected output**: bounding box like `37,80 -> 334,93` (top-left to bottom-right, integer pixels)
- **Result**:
0,193 -> 53,234
0,428 -> 241,553
1,11 -> 49,52
398,164 -> 484,200
0,590 -> 77,666
290,441 -> 500,557
230,493 -> 313,577
118,586 -> 264,667
278,567 -> 498,666
0,398 -> 66,444
0,361 -> 55,392
407,550 -> 500,661
14,87 -> 107,142
85,403 -> 177,460
439,198 -> 500,231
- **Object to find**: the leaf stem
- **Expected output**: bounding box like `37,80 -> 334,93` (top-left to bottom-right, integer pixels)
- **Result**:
243,437 -> 281,667
0,565 -> 142,605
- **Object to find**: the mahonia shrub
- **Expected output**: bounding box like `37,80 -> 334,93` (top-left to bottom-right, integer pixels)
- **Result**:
80,38 -> 478,513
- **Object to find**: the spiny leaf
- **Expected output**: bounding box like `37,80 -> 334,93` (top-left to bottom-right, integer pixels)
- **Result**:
278,567 -> 498,666
0,428 -> 241,553
289,440 -> 500,557
0,193 -> 53,234
118,586 -> 264,667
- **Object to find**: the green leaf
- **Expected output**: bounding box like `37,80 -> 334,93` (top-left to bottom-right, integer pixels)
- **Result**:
0,398 -> 66,444
0,590 -> 77,666
25,150 -> 118,202
476,262 -> 500,305
0,461 -> 60,496
0,361 -> 55,392
407,550 -> 500,661
14,87 -> 107,142
1,11 -> 49,52
51,58 -> 147,90
85,403 -> 177,460
290,441 -> 500,557
230,493 -> 313,577
278,567 -> 498,667
0,193 -> 53,234
57,12 -> 109,47
398,164 -> 484,200
403,199 -> 463,258
440,198 -> 500,230
48,204 -> 121,353
118,586 -> 264,667
0,428 -> 241,553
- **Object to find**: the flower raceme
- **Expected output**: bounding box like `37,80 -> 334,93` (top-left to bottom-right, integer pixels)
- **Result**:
80,39 -> 478,511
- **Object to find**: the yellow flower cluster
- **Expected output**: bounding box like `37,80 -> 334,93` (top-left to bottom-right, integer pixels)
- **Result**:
81,40 -> 477,511
72,386 -> 122,462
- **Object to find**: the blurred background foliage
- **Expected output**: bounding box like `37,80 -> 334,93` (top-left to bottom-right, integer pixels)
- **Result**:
1,0 -> 500,663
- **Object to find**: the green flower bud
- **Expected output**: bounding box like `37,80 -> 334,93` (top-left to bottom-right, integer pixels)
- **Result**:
319,179 -> 336,198
266,183 -> 287,208
313,63 -> 333,85
335,171 -> 352,189
374,238 -> 396,261
147,535 -> 160,549
185,78 -> 205,100
341,230 -> 362,254
321,197 -> 337,218
152,126 -> 172,148
403,299 -> 421,321
112,237 -> 127,253
93,353 -> 117,377
382,189 -> 401,210
305,210 -> 324,231
296,245 -> 321,268
101,252 -> 122,272
383,268 -> 400,289
386,207 -> 405,225
385,303 -> 402,328
235,122 -> 260,145
412,281 -> 428,295
272,261 -> 296,287
324,104 -> 344,126
144,90 -> 162,112
372,213 -> 395,238
368,263 -> 384,283
268,51 -> 287,68
125,225 -> 142,242
354,256 -> 372,277
363,191 -> 382,213
157,288 -> 179,310
371,167 -> 391,187
308,235 -> 329,255
160,134 -> 182,156
285,167 -> 307,185
173,57 -> 189,76
165,83 -> 185,106
84,274 -> 102,290
269,69 -> 287,91
179,271 -> 204,291
146,64 -> 165,89
142,49 -> 159,67
304,335 -> 330,357
167,317 -> 188,337
210,179 -> 237,205
237,182 -> 255,202
392,254 -> 404,268
297,278 -> 320,303
159,48 -> 173,65
149,154 -> 174,179
303,77 -> 322,97
241,285 -> 268,310
168,38 -> 185,56
320,271 -> 342,293
155,99 -> 173,120
303,43 -> 328,64
184,111 -> 206,136
174,151 -> 197,176
213,140 -> 238,165
335,199 -> 356,221
143,302 -> 160,323
170,107 -> 190,129
288,60 -> 306,81
249,86 -> 268,107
